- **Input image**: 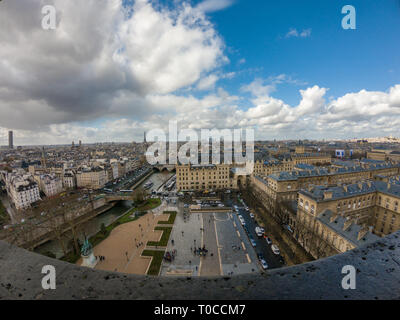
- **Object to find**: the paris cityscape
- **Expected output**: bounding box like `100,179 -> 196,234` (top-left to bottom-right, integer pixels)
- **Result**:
0,0 -> 400,304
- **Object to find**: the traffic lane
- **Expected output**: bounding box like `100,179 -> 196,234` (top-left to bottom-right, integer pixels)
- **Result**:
237,208 -> 282,269
237,208 -> 281,269
230,211 -> 259,268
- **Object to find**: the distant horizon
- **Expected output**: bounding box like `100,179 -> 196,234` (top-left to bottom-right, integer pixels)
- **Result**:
1,136 -> 400,149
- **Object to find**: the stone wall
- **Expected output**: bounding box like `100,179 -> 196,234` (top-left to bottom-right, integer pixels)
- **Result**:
1,231 -> 400,299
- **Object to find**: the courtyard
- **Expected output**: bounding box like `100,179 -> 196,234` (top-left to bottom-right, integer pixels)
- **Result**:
160,200 -> 259,277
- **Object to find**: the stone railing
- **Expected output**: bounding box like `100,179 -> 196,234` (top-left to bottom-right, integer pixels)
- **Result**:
1,231 -> 400,299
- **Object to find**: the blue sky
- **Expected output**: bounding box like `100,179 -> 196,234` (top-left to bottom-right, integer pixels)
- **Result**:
198,0 -> 400,105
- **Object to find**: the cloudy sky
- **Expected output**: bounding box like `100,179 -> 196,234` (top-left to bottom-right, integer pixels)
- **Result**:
0,0 -> 399,145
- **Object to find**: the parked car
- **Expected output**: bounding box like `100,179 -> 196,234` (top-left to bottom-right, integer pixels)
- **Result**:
271,244 -> 280,255
255,226 -> 264,237
249,212 -> 255,219
265,237 -> 272,245
250,238 -> 257,247
257,253 -> 264,260
260,259 -> 268,270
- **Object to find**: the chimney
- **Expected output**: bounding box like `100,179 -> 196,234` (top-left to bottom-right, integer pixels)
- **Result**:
330,213 -> 338,223
387,183 -> 391,190
343,219 -> 353,231
357,227 -> 369,241
358,182 -> 363,190
323,191 -> 333,200
343,185 -> 348,192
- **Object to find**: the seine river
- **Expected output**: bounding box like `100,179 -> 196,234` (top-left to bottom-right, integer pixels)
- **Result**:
34,171 -> 173,259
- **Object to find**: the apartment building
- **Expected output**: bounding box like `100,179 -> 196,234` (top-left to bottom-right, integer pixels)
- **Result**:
34,173 -> 63,197
253,157 -> 294,175
176,164 -> 237,191
63,170 -> 76,189
251,162 -> 400,204
291,153 -> 331,165
3,170 -> 41,210
296,179 -> 400,258
76,167 -> 107,190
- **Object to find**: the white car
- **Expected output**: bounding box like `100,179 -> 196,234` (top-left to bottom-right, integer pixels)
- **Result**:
238,215 -> 246,226
255,227 -> 264,237
271,244 -> 280,255
260,259 -> 268,270
250,212 -> 255,219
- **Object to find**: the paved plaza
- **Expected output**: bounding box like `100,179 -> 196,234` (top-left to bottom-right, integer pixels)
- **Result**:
161,202 -> 258,277
77,199 -> 177,275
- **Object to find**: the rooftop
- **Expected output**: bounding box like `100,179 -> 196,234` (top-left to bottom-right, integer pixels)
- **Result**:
317,210 -> 379,247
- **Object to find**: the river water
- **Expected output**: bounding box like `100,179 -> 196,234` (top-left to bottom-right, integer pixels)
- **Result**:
34,171 -> 174,259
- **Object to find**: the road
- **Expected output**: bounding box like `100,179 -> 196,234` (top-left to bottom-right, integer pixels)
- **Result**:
227,195 -> 284,270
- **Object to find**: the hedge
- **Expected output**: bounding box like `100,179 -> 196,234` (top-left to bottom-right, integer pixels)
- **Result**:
147,226 -> 172,247
158,211 -> 177,225
142,250 -> 165,276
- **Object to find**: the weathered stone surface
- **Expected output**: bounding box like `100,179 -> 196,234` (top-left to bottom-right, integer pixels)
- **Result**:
1,232 -> 400,300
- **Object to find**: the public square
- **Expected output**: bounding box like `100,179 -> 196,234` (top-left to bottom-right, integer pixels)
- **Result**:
160,201 -> 259,277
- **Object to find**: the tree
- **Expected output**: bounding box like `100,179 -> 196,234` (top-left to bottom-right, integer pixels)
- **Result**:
294,216 -> 336,259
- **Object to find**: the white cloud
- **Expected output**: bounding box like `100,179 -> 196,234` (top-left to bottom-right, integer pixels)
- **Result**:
285,28 -> 312,38
196,0 -> 235,13
0,0 -> 399,144
196,74 -> 219,91
0,0 -> 226,130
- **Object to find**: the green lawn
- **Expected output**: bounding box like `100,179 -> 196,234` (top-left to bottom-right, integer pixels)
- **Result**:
62,198 -> 162,263
142,249 -> 165,276
158,211 -> 177,225
90,198 -> 161,247
147,226 -> 172,247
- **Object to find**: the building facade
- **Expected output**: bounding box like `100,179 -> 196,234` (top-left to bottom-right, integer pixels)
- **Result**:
176,164 -> 237,191
3,170 -> 41,210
